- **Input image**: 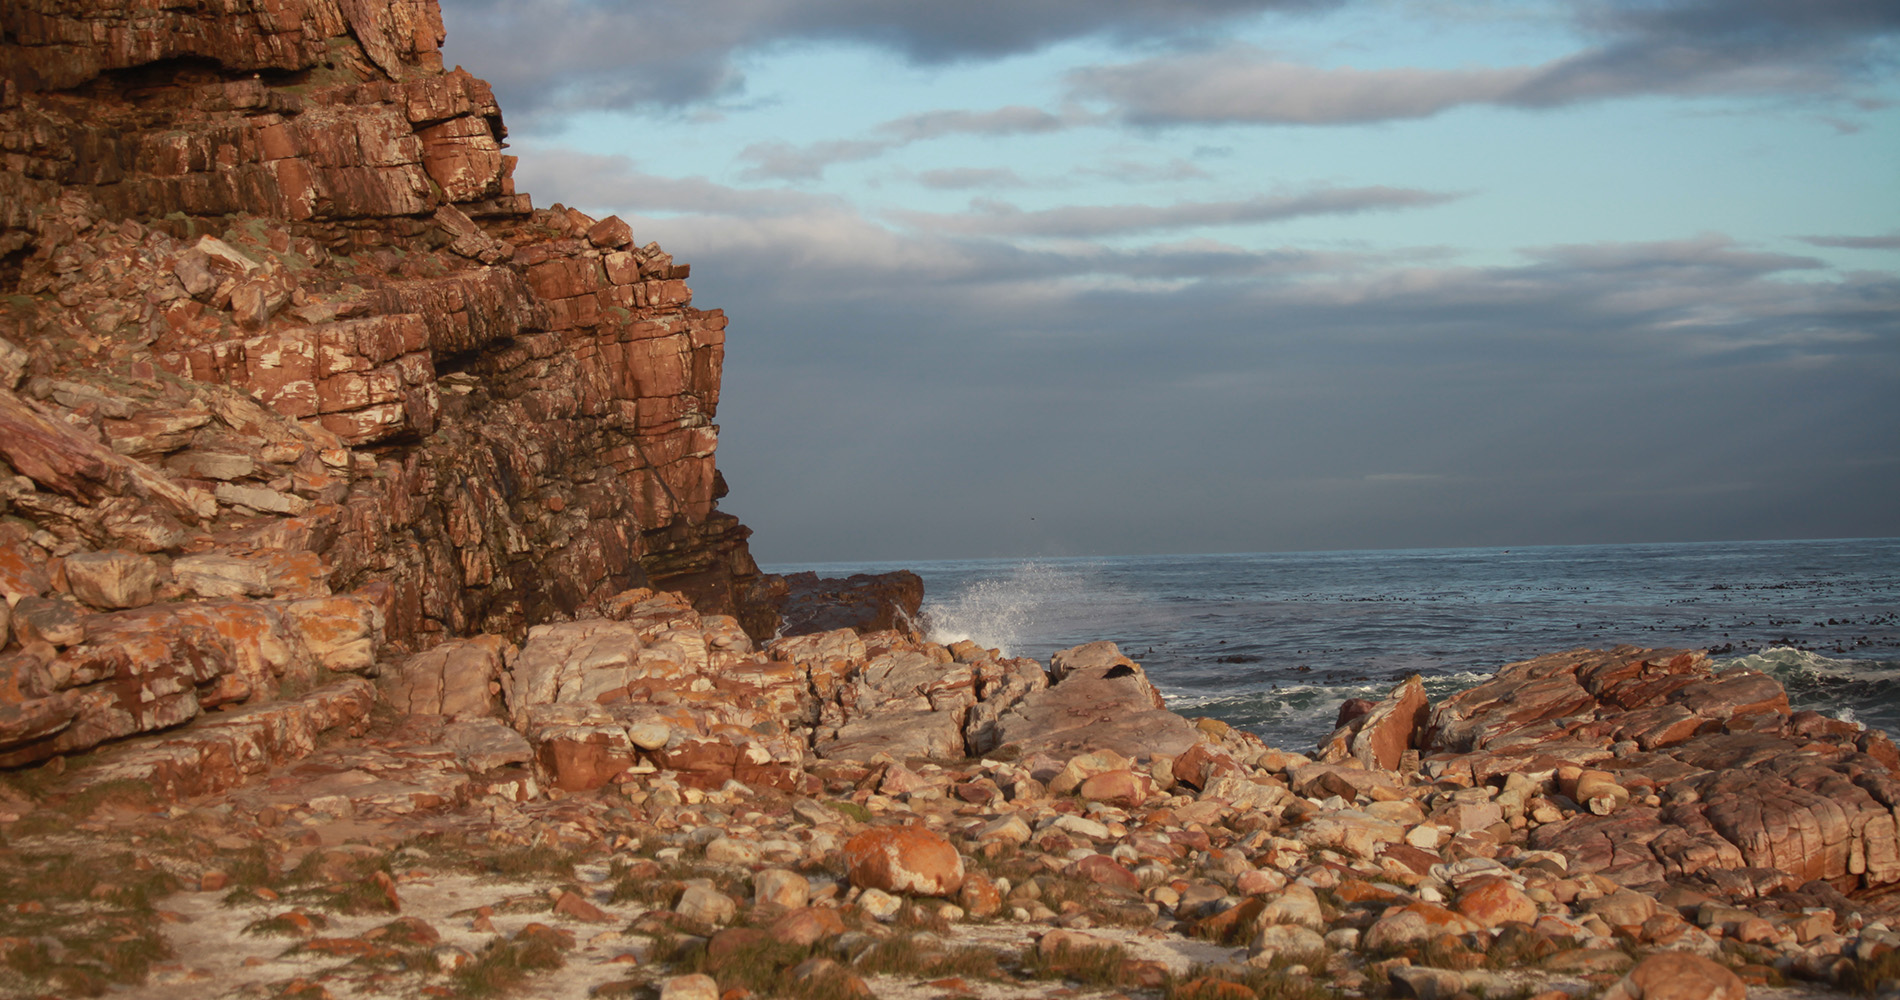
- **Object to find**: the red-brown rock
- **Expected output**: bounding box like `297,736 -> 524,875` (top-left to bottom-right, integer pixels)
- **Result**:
1453,877 -> 1539,928
842,826 -> 965,897
1601,952 -> 1746,1000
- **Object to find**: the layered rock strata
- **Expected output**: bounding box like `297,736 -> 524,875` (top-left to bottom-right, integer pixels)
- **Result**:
6,635 -> 1897,999
0,0 -> 796,764
375,587 -> 1208,797
1322,646 -> 1900,896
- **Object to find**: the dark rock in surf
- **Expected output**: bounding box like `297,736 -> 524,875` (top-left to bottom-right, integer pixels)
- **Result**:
772,571 -> 925,637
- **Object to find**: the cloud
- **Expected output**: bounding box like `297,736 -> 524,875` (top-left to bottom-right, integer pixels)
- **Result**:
437,0 -> 1336,119
513,145 -> 1900,560
1072,55 -> 1537,125
915,168 -> 1029,190
738,139 -> 895,182
1071,1 -> 1900,125
891,187 -> 1459,238
738,106 -> 1084,180
1801,233 -> 1900,250
1075,158 -> 1214,183
507,148 -> 838,217
688,222 -> 1900,559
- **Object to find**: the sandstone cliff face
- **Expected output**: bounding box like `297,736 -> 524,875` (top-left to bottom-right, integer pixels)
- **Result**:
0,0 -> 776,764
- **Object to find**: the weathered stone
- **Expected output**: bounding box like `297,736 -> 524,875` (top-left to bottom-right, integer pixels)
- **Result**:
1600,952 -> 1745,1000
1389,967 -> 1467,1000
63,549 -> 160,610
769,906 -> 845,946
383,635 -> 510,717
11,595 -> 87,647
674,885 -> 736,926
1249,923 -> 1327,965
842,826 -> 964,897
772,571 -> 924,637
990,642 -> 1198,761
1454,877 -> 1539,928
440,717 -> 532,772
1051,749 -> 1133,795
1078,767 -> 1154,807
658,973 -> 719,1000
1320,674 -> 1428,769
1364,902 -> 1481,950
285,596 -> 382,673
816,707 -> 965,762
753,868 -> 810,909
1255,883 -> 1325,930
172,554 -> 271,599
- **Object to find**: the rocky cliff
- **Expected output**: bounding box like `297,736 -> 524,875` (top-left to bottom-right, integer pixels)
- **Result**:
4,6 -> 1900,1000
0,0 -> 794,762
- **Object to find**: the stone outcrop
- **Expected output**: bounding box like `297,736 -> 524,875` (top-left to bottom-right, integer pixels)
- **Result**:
771,570 -> 925,637
0,0 -> 805,764
484,585 -> 1193,794
1422,647 -> 1900,895
983,640 -> 1199,760
6,4 -> 1900,998
1319,673 -> 1427,770
7,621 -> 1900,999
1324,647 -> 1900,898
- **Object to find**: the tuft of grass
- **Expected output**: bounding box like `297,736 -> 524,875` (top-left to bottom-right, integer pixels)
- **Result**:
1166,963 -> 1335,1000
54,779 -> 160,820
682,933 -> 817,994
450,923 -> 573,997
1019,940 -> 1136,989
273,851 -> 401,916
1836,946 -> 1900,997
828,801 -> 872,823
222,844 -> 277,888
485,843 -> 581,881
858,935 -> 1005,982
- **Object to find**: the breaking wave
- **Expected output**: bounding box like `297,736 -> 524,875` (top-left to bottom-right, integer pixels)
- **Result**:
1165,669 -> 1500,754
1718,646 -> 1900,736
920,560 -> 1098,658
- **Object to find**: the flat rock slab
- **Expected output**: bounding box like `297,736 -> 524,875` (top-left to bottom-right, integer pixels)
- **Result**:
991,646 -> 1197,762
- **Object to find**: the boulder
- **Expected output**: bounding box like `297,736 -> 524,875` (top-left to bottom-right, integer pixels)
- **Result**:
772,571 -> 925,637
842,825 -> 965,897
63,550 -> 159,610
989,642 -> 1198,761
1318,674 -> 1428,770
1453,877 -> 1539,928
382,635 -> 512,717
1600,952 -> 1745,1000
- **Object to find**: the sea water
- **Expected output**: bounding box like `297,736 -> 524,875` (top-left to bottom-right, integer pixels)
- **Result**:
771,538 -> 1900,753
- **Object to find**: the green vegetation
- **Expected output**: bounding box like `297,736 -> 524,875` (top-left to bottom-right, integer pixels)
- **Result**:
449,924 -> 571,997
0,848 -> 178,997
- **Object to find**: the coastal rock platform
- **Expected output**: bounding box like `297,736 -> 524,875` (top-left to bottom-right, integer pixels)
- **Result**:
3,617 -> 1897,999
3,0 -> 1898,998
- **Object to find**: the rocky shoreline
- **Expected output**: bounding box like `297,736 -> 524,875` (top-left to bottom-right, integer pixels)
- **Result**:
3,1 -> 1899,998
2,600 -> 1898,999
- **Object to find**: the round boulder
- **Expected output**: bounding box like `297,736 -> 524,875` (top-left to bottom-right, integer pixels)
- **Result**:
843,825 -> 965,897
1454,877 -> 1539,928
1601,952 -> 1745,1000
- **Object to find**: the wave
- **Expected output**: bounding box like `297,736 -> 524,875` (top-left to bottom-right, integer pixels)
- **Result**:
1164,668 -> 1509,752
920,560 -> 1099,657
1719,646 -> 1900,681
1717,646 -> 1900,735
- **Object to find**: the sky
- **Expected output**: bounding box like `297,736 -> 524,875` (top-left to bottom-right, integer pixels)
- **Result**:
437,0 -> 1900,565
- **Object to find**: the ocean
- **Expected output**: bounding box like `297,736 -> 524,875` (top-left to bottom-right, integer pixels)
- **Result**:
769,538 -> 1900,754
